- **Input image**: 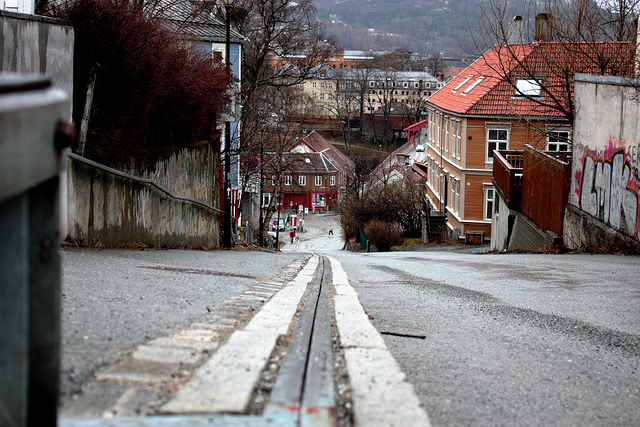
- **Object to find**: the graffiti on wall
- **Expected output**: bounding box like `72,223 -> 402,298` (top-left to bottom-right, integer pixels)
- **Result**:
575,136 -> 639,237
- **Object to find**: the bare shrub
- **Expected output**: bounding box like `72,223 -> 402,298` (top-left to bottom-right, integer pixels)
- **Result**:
364,220 -> 404,252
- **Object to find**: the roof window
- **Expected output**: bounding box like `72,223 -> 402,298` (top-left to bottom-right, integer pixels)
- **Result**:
515,79 -> 541,96
462,77 -> 485,95
452,75 -> 474,93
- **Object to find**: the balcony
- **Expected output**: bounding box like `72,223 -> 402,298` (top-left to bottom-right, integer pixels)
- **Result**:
492,150 -> 523,207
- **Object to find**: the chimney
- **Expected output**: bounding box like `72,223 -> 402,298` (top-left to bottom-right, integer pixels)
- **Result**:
535,13 -> 553,42
508,15 -> 524,44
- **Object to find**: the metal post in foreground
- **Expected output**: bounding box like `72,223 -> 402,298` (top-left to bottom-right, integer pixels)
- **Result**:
222,0 -> 235,248
0,76 -> 71,427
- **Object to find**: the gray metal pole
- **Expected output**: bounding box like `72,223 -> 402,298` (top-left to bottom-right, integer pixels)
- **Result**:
223,3 -> 233,248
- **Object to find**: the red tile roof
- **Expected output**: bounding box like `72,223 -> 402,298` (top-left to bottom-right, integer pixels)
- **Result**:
428,42 -> 632,118
292,130 -> 355,171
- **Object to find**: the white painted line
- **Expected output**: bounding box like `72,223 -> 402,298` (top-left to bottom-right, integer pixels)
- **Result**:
334,294 -> 387,350
326,256 -> 431,427
161,255 -> 319,415
172,329 -> 217,341
147,337 -> 219,351
345,348 -> 430,426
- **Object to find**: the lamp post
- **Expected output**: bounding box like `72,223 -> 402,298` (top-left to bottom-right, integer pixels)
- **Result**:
223,0 -> 234,248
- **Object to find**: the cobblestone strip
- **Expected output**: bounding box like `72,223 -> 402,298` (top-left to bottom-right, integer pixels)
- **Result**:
161,255 -> 319,414
62,255 -> 312,420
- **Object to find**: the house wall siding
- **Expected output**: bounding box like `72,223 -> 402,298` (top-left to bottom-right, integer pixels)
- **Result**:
465,119 -> 488,169
463,174 -> 491,220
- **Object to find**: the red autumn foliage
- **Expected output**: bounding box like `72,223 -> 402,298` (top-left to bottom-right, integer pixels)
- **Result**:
57,0 -> 232,165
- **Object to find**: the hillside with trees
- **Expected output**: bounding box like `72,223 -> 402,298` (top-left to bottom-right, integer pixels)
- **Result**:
314,0 -> 484,55
315,0 -> 638,56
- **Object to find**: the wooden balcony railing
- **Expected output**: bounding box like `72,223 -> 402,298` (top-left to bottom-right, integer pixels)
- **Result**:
493,150 -> 523,205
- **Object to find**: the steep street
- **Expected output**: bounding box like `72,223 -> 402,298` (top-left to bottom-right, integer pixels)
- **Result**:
59,212 -> 640,425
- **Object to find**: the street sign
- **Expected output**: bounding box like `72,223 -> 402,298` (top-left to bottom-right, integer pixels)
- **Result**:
243,156 -> 259,172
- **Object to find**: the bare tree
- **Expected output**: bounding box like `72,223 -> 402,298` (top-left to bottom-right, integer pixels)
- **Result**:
236,84 -> 313,245
426,52 -> 447,76
468,0 -> 636,128
364,67 -> 400,145
323,68 -> 366,150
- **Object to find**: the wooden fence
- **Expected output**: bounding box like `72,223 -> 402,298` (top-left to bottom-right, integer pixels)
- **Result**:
521,145 -> 572,237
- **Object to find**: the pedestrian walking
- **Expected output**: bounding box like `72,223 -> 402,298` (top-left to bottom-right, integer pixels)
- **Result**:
290,230 -> 295,243
328,225 -> 333,236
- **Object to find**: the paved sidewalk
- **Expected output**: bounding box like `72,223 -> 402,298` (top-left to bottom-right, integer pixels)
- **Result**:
60,253 -> 430,426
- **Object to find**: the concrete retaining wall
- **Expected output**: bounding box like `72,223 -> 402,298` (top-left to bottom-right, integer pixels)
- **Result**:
0,11 -> 74,114
568,74 -> 640,250
125,147 -> 218,206
66,150 -> 221,248
507,211 -> 558,252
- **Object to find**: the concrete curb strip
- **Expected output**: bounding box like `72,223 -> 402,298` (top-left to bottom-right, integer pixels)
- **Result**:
326,256 -> 431,427
345,348 -> 430,426
161,255 -> 319,415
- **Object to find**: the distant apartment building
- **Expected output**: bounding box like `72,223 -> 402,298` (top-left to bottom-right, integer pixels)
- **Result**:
300,67 -> 438,120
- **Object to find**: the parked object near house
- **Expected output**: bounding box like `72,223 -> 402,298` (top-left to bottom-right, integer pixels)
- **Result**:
564,74 -> 640,252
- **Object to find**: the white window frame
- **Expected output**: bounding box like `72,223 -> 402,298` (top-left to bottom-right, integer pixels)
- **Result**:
299,175 -> 306,186
262,192 -> 271,207
312,81 -> 317,88
546,127 -> 572,151
428,110 -> 435,147
486,126 -> 509,162
271,175 -> 276,186
484,185 -> 494,221
444,117 -> 450,158
330,175 -> 335,186
284,175 -> 292,186
315,175 -> 323,186
454,179 -> 460,214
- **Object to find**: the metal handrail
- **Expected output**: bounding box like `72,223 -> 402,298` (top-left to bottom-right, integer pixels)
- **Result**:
67,152 -> 223,214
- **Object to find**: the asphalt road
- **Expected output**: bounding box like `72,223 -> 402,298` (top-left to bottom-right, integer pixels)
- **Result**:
323,245 -> 640,425
60,247 -> 305,400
